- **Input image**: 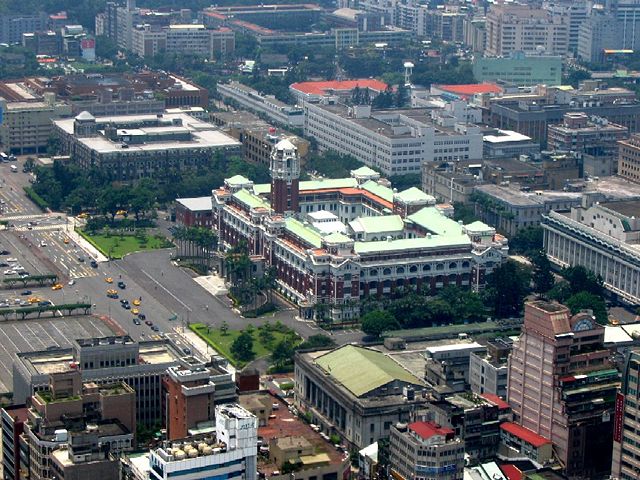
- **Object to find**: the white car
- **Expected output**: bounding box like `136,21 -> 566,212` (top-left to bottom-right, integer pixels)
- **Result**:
39,242 -> 47,247
13,266 -> 24,271
3,270 -> 15,275
6,258 -> 18,263
68,279 -> 75,286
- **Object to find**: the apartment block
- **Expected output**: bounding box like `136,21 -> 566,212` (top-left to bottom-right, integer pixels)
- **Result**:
425,342 -> 487,395
611,350 -> 640,480
508,301 -> 620,478
547,112 -> 628,157
485,5 -> 568,57
0,13 -> 47,44
618,133 -> 640,183
131,24 -> 234,60
389,421 -> 464,480
469,338 -> 512,398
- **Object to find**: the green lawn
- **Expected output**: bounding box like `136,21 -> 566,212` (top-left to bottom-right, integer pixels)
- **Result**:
190,323 -> 299,367
79,230 -> 173,259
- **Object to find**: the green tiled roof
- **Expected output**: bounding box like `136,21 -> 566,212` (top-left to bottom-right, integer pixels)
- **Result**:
351,166 -> 380,177
361,180 -> 394,202
323,232 -> 352,243
253,183 -> 271,195
406,207 -> 462,236
354,234 -> 470,254
464,220 -> 493,232
284,218 -> 323,248
394,187 -> 434,204
233,189 -> 270,210
226,174 -> 252,185
349,215 -> 404,234
314,345 -> 424,397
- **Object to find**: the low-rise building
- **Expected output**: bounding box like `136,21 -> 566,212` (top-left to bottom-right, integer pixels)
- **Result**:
472,184 -> 582,236
482,129 -> 540,159
175,197 -> 213,228
0,95 -> 71,154
131,24 -> 234,60
389,421 -> 464,480
242,125 -> 309,169
542,199 -> 640,305
53,111 -> 240,180
295,345 -> 427,450
289,79 -> 387,105
217,81 -> 304,127
547,112 -> 628,158
618,133 -> 640,183
421,161 -> 484,204
499,422 -> 553,466
425,342 -> 487,395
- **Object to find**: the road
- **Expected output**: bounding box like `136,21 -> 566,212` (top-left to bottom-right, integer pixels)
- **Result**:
0,159 -> 41,216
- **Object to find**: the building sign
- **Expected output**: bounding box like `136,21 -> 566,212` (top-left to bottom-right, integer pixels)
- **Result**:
614,392 -> 625,443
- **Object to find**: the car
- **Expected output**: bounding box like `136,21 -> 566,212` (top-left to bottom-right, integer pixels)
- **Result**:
68,279 -> 75,286
63,238 -> 69,244
51,283 -> 62,290
105,277 -> 113,284
3,270 -> 15,275
120,299 -> 129,305
18,271 -> 29,277
38,301 -> 52,306
77,213 -> 89,219
39,242 -> 47,247
131,308 -> 139,315
90,260 -> 98,268
0,250 -> 9,255
78,257 -> 85,262
145,320 -> 152,326
28,297 -> 41,304
151,325 -> 160,332
6,258 -> 17,263
122,303 -> 131,310
182,347 -> 191,355
21,290 -> 32,295
132,298 -> 141,306
117,281 -> 126,289
13,266 -> 24,271
0,303 -> 9,308
133,319 -> 141,325
138,313 -> 146,321
0,262 -> 8,267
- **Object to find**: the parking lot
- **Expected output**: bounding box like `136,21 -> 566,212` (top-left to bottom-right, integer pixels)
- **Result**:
0,316 -> 116,393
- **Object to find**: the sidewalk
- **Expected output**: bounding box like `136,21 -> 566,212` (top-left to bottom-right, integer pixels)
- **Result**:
65,217 -> 108,262
193,275 -> 228,296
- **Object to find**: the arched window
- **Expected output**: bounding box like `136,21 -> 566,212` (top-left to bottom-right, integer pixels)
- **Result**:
397,267 -> 405,274
462,261 -> 470,268
370,269 -> 378,276
383,268 -> 391,275
423,264 -> 431,271
436,263 -> 444,271
409,265 -> 418,273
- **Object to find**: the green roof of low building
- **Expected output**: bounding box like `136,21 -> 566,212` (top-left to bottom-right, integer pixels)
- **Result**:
349,215 -> 405,234
314,345 -> 424,397
354,234 -> 469,254
406,207 -> 462,236
323,232 -> 353,243
361,180 -> 394,202
284,217 -> 323,248
351,166 -> 380,177
394,187 -> 434,204
464,220 -> 493,232
233,189 -> 270,210
226,174 -> 252,186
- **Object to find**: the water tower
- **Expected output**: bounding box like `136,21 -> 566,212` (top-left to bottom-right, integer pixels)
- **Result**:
404,62 -> 414,87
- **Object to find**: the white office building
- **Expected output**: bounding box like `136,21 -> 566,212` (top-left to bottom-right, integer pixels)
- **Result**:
542,198 -> 640,305
303,103 -> 483,176
149,404 -> 257,480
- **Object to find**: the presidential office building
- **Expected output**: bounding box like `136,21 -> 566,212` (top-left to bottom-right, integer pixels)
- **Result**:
211,141 -> 508,323
542,198 -> 640,305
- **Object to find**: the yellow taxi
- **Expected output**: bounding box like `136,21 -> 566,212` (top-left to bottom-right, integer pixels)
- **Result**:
116,210 -> 127,216
63,238 -> 70,244
132,298 -> 141,306
51,283 -> 63,290
77,212 -> 89,219
131,308 -> 139,315
105,277 -> 113,284
28,297 -> 42,304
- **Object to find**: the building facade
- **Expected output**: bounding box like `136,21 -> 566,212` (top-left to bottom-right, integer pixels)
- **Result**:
547,112 -> 628,157
507,301 -> 620,478
131,24 -> 234,60
473,54 -> 562,87
611,350 -> 640,480
485,5 -> 568,57
389,421 -> 464,480
542,199 -> 640,305
1,404 -> 29,480
618,133 -> 640,183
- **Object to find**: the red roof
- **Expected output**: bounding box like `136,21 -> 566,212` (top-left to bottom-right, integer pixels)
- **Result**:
291,79 -> 388,96
500,464 -> 523,480
436,83 -> 503,97
480,393 -> 510,410
500,422 -> 551,448
409,421 -> 454,440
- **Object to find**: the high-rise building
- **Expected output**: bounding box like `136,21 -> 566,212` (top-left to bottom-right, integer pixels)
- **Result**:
270,139 -> 300,216
0,13 -> 47,44
389,421 -> 465,480
507,301 -> 620,478
1,404 -> 29,480
163,364 -> 236,440
611,349 -> 640,479
577,7 -> 620,64
485,5 -> 568,57
149,404 -> 258,480
545,0 -> 588,53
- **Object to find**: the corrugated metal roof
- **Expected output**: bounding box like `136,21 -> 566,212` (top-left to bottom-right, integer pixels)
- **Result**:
314,345 -> 424,397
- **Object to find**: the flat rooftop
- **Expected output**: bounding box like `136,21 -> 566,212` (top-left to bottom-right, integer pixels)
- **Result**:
475,184 -> 582,207
600,200 -> 640,219
54,112 -> 240,153
583,176 -> 640,199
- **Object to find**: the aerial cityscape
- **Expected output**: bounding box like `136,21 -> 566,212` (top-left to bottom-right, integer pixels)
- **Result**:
1,0 -> 640,479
